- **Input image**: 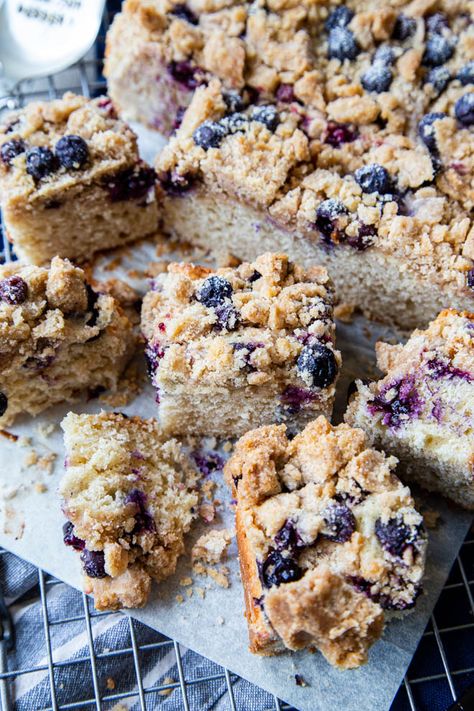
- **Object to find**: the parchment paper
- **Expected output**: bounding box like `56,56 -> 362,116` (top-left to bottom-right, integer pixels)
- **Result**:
0,127 -> 471,711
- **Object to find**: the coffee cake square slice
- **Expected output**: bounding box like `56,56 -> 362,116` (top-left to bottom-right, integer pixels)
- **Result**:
60,411 -> 198,610
0,92 -> 158,264
346,309 -> 474,509
141,252 -> 341,437
0,257 -> 135,426
224,417 -> 427,668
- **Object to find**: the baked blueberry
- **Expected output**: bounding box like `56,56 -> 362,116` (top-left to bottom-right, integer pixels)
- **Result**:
214,303 -> 240,331
219,112 -> 248,134
355,163 -> 393,194
324,121 -> 357,147
457,61 -> 474,86
63,521 -> 85,551
251,105 -> 279,132
361,64 -> 393,93
375,515 -> 422,559
425,66 -> 451,94
0,393 -> 8,417
170,3 -> 198,24
455,93 -> 474,126
425,12 -> 448,35
297,343 -> 338,388
418,112 -> 446,151
0,139 -> 25,166
261,550 -> 302,588
322,502 -> 356,543
25,146 -> 57,180
368,375 -> 423,428
168,60 -> 203,89
422,34 -> 454,67
391,14 -> 416,41
193,120 -> 227,149
0,275 -> 28,305
328,27 -> 359,61
222,90 -> 246,113
315,198 -> 348,242
276,83 -> 295,103
467,269 -> 474,290
274,520 -> 304,553
324,6 -> 354,32
107,165 -> 157,202
80,549 -> 107,578
196,275 -> 233,307
55,135 -> 89,169
373,46 -> 395,65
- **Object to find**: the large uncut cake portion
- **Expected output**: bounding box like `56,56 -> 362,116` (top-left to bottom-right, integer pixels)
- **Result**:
0,257 -> 135,426
346,309 -> 474,510
224,417 -> 427,668
0,92 -> 158,264
141,252 -> 340,437
106,0 -> 474,137
60,412 -> 198,610
156,74 -> 474,329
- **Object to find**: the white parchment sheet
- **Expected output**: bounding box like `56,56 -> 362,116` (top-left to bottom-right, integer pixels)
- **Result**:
0,126 -> 471,711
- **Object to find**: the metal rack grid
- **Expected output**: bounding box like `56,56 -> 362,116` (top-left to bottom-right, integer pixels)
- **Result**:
0,3 -> 473,709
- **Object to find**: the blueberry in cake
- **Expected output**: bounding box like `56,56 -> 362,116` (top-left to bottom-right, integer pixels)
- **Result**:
141,252 -> 340,437
0,92 -> 158,264
60,411 -> 198,610
224,417 -> 427,668
0,257 -> 135,426
346,309 -> 474,510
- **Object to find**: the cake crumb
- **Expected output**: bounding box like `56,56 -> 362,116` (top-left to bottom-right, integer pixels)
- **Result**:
198,502 -> 215,523
195,586 -> 206,599
175,594 -> 184,603
192,529 -> 233,564
186,587 -> 193,598
17,436 -> 31,448
38,453 -> 57,474
158,677 -> 175,696
35,423 -> 56,438
35,482 -> 47,494
180,577 -> 193,587
24,450 -> 39,467
222,441 -> 233,453
207,566 -> 230,588
106,677 -> 116,690
334,302 -> 355,323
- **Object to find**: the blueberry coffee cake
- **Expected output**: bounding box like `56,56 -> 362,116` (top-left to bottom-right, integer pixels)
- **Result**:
224,417 -> 427,668
157,67 -> 474,329
346,309 -> 474,510
126,0 -> 474,329
141,252 -> 341,436
0,257 -> 135,426
60,411 -> 198,610
0,92 -> 158,264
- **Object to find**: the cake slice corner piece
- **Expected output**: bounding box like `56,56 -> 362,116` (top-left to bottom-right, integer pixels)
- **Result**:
345,308 -> 474,510
225,416 -> 427,668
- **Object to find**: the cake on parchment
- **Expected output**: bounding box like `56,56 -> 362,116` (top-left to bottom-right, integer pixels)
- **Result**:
346,309 -> 474,510
60,411 -> 198,610
0,92 -> 158,264
0,257 -> 135,426
224,417 -> 427,668
141,252 -> 340,437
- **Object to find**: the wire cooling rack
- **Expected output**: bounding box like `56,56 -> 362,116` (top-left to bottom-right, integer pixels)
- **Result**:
0,3 -> 473,710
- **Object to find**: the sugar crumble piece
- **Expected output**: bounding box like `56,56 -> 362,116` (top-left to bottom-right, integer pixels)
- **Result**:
192,529 -> 233,564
